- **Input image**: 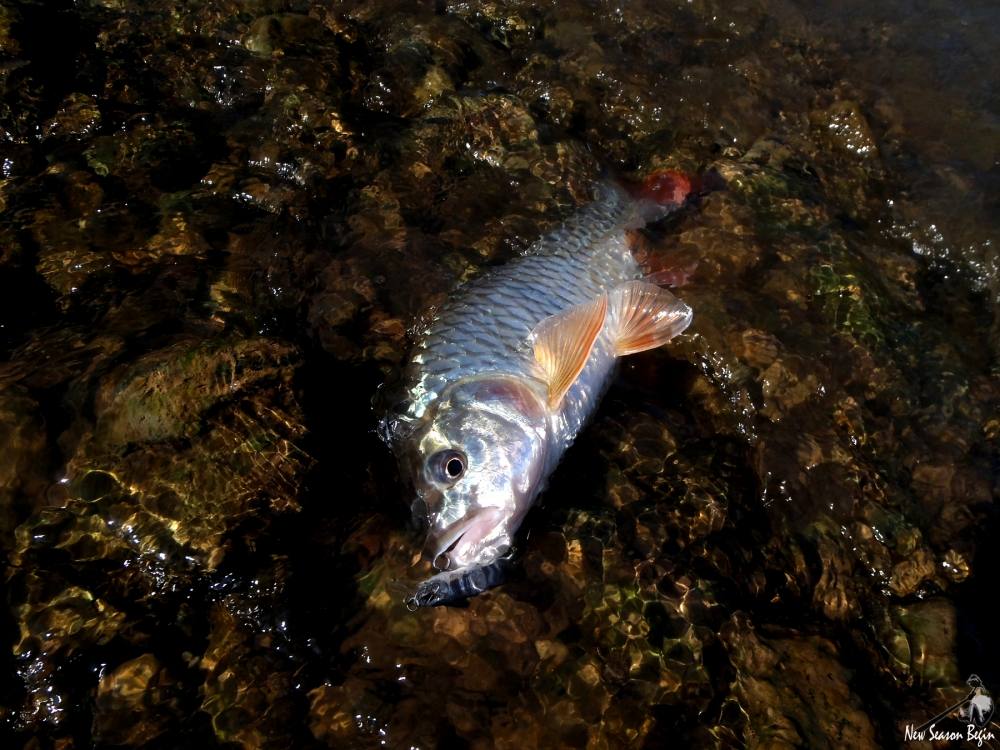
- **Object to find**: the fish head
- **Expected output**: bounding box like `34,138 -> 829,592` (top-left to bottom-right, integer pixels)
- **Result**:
402,375 -> 549,570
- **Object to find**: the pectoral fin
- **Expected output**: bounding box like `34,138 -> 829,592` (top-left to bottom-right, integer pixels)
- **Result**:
531,294 -> 608,408
609,281 -> 692,356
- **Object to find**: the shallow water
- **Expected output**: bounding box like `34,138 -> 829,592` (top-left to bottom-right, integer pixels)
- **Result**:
0,0 -> 997,747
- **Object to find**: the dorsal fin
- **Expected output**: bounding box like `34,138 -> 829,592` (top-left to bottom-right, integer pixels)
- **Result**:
608,281 -> 692,356
531,294 -> 608,408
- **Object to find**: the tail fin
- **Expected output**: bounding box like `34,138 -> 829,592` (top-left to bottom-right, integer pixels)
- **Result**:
623,169 -> 695,226
634,170 -> 693,206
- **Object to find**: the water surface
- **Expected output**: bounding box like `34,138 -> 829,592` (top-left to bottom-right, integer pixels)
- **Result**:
1,0 -> 998,747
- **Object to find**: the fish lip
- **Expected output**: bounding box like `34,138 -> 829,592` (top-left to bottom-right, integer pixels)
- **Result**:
424,510 -> 480,568
426,507 -> 506,570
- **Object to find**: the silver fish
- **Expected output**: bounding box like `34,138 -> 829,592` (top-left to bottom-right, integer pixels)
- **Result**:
380,171 -> 694,600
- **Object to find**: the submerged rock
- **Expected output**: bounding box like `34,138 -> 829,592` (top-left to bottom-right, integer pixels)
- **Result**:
724,615 -> 879,748
885,599 -> 960,685
1,0 -> 998,746
200,606 -> 300,749
92,654 -> 178,745
7,334 -> 311,733
0,386 -> 48,556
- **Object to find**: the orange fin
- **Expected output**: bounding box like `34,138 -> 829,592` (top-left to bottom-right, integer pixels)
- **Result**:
609,281 -> 692,356
531,294 -> 608,408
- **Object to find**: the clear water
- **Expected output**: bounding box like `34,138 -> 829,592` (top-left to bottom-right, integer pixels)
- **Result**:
0,1 -> 997,747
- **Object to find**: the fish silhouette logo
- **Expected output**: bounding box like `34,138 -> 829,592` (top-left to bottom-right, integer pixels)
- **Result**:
904,674 -> 997,744
958,675 -> 995,728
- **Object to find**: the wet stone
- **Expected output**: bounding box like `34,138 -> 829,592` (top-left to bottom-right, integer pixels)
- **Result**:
886,599 -> 960,685
1,0 -> 999,747
243,13 -> 329,56
888,546 -> 936,598
0,386 -> 48,555
92,654 -> 178,745
410,93 -> 542,173
0,5 -> 20,55
724,615 -> 879,748
814,100 -> 879,160
91,336 -> 299,446
444,1 -> 542,50
5,330 -> 311,735
200,606 -> 299,749
42,93 -> 101,140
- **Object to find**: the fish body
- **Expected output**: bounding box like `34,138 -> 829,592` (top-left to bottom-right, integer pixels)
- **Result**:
381,172 -> 694,600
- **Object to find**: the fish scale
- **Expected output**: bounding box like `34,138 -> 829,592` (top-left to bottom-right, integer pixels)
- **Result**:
402,182 -> 640,427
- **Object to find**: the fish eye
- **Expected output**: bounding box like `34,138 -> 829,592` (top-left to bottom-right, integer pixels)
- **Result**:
430,449 -> 466,484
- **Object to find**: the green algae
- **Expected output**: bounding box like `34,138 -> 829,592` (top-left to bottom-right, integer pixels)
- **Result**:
0,0 -> 998,747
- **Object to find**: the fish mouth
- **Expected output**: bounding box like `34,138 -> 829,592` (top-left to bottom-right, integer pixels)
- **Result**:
426,507 -> 508,571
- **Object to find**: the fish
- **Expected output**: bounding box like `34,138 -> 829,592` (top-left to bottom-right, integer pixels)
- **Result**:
379,170 -> 695,605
